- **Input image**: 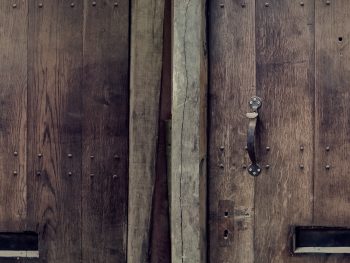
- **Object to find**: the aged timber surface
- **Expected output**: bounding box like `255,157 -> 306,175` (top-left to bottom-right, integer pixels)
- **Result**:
0,0 -> 27,234
255,1 -> 317,262
208,0 -> 256,262
82,0 -> 129,262
314,1 -> 350,262
171,0 -> 207,262
27,0 -> 83,262
128,0 -> 165,262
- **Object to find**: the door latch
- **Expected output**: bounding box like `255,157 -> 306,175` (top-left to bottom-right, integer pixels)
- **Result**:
246,96 -> 262,176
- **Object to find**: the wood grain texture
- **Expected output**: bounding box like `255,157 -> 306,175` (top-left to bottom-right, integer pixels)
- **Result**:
171,0 -> 207,262
128,0 -> 165,261
314,1 -> 350,262
82,0 -> 129,262
150,0 -> 171,261
0,0 -> 27,233
255,1 -> 317,262
27,0 -> 83,262
208,0 -> 256,262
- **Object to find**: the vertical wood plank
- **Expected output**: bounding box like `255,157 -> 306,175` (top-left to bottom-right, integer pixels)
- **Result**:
27,0 -> 83,262
171,0 -> 207,261
255,1 -> 317,262
128,0 -> 165,261
150,0 -> 172,261
0,0 -> 27,232
208,0 -> 255,262
314,1 -> 350,262
82,0 -> 129,262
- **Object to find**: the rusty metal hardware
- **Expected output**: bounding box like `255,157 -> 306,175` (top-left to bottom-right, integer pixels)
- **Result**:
246,96 -> 262,176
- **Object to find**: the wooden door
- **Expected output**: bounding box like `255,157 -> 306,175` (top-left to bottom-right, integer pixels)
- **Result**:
0,1 -> 129,262
209,0 -> 350,262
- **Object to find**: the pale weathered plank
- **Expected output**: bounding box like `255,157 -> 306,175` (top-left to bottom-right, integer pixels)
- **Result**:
208,0 -> 256,262
171,0 -> 207,262
128,0 -> 165,262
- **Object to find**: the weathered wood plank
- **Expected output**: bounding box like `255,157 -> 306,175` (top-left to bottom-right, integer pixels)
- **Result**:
208,0 -> 255,262
128,0 -> 165,261
171,0 -> 207,261
314,1 -> 350,262
82,0 -> 129,262
27,0 -> 83,262
255,1 -> 317,262
150,0 -> 171,261
0,0 -> 27,233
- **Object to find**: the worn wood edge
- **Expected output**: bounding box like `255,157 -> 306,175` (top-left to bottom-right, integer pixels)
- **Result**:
128,0 -> 165,262
171,0 -> 207,261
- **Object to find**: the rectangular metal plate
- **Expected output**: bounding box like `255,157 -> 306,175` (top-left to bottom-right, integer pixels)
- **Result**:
292,226 -> 350,254
0,232 -> 38,258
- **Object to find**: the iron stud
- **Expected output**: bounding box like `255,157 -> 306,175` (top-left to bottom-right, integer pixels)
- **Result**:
300,146 -> 304,151
38,153 -> 42,158
113,174 -> 118,179
38,3 -> 43,8
220,146 -> 224,151
92,1 -> 96,6
242,164 -> 247,169
265,2 -> 269,7
70,3 -> 75,7
114,2 -> 118,6
12,3 -> 17,8
241,2 -> 246,8
326,0 -> 330,5
68,153 -> 73,158
265,164 -> 270,169
68,171 -> 72,176
13,151 -> 18,156
326,146 -> 330,151
299,164 -> 304,169
266,146 -> 270,151
90,173 -> 94,177
36,171 -> 41,176
13,170 -> 17,176
219,163 -> 224,169
90,155 -> 94,159
325,165 -> 330,170
220,3 -> 224,8
300,1 -> 304,6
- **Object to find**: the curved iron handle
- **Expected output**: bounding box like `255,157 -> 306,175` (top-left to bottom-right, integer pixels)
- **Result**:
246,96 -> 262,176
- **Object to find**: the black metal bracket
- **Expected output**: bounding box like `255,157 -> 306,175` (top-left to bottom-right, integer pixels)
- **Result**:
246,96 -> 262,176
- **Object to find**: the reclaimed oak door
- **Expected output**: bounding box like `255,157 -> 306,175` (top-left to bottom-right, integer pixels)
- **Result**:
209,0 -> 350,262
0,1 -> 129,262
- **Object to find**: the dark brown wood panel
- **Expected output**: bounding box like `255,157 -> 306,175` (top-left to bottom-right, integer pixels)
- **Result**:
255,1 -> 316,262
27,0 -> 83,262
0,0 -> 27,233
208,0 -> 256,262
82,0 -> 129,262
314,1 -> 350,262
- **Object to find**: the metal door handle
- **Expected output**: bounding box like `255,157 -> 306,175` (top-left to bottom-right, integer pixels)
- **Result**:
246,96 -> 262,176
